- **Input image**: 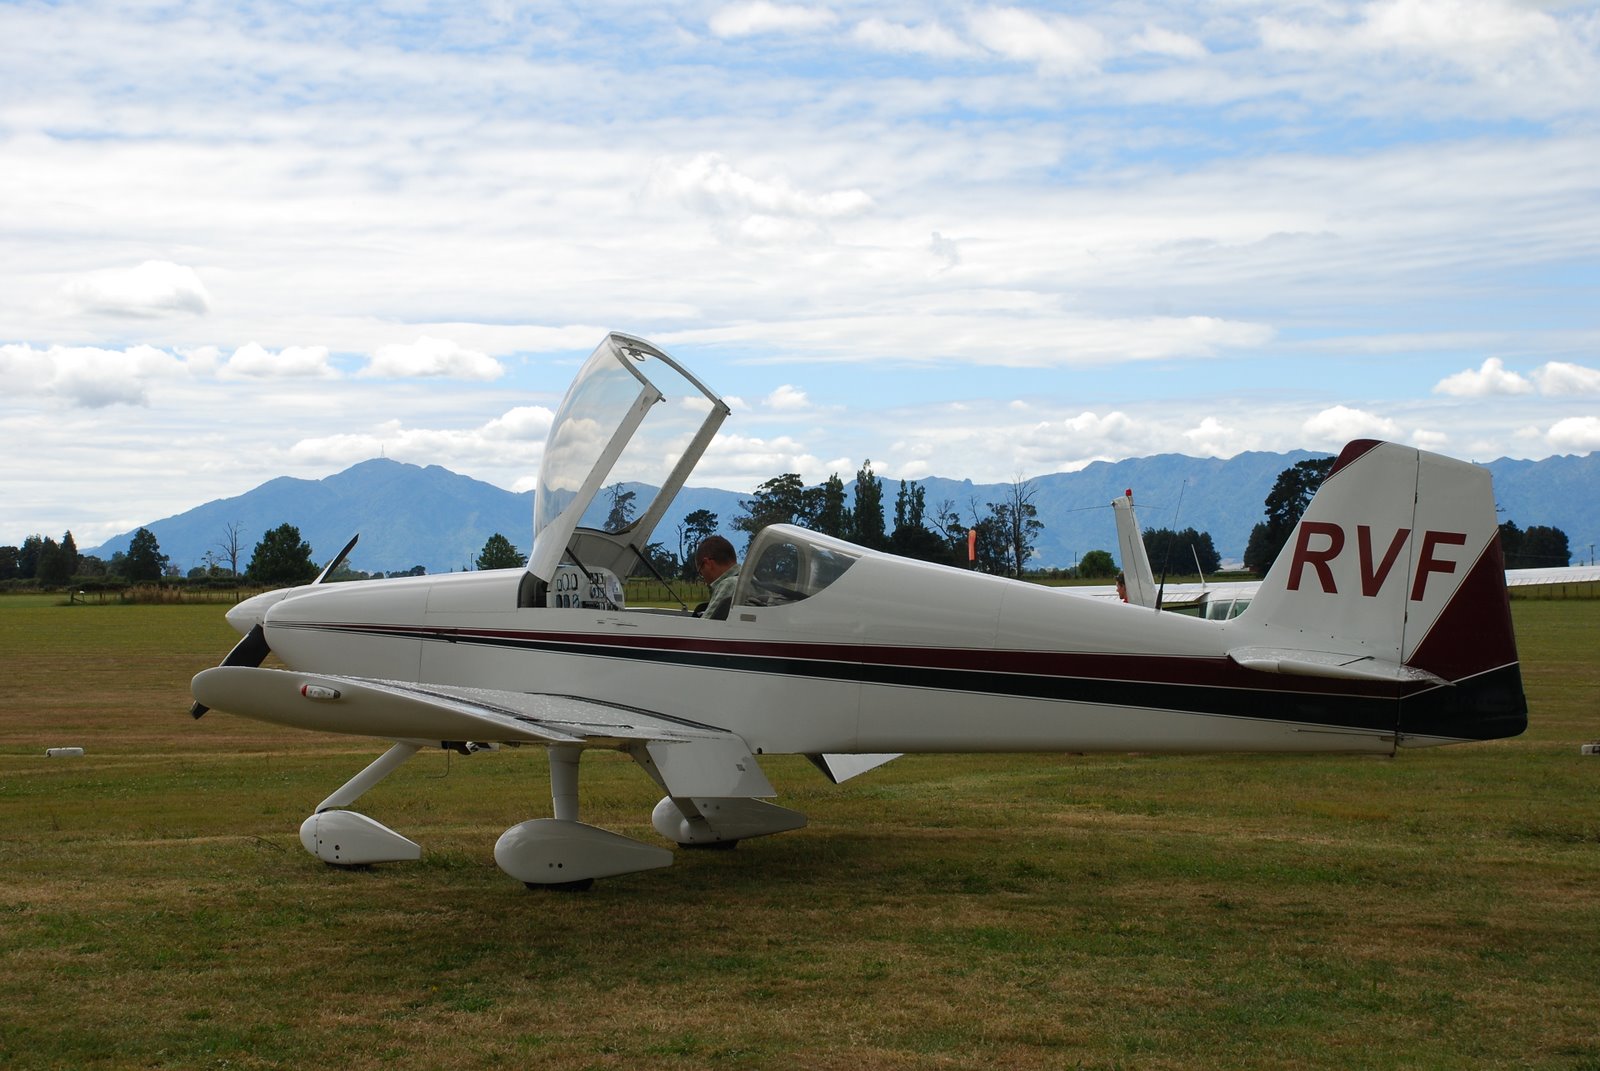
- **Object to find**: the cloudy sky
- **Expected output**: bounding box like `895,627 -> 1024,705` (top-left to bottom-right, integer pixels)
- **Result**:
4,0 -> 1599,549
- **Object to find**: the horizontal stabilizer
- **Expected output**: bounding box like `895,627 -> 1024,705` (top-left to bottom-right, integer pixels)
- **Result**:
1228,646 -> 1448,686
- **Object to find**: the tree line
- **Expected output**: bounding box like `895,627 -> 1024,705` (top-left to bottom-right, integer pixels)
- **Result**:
651,462 -> 1052,579
1240,456 -> 1573,575
0,522 -> 425,589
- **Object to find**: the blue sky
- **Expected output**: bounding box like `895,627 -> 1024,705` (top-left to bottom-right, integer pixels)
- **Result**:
3,0 -> 1599,549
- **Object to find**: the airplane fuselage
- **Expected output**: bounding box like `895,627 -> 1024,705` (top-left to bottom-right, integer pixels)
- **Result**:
250,544 -> 1456,760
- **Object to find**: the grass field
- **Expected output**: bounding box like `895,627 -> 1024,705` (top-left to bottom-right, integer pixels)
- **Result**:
2,594 -> 1597,1070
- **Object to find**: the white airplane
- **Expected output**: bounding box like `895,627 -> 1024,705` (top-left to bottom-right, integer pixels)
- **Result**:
191,332 -> 1529,890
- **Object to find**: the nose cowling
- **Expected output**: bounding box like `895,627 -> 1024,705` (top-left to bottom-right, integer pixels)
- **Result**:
225,588 -> 298,636
197,534 -> 362,720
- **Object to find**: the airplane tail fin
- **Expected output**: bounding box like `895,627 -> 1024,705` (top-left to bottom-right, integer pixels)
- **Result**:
1235,440 -> 1526,744
1113,490 -> 1157,608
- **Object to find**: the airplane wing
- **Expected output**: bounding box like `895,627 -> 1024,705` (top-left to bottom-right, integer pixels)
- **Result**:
1505,564 -> 1600,586
190,666 -> 774,798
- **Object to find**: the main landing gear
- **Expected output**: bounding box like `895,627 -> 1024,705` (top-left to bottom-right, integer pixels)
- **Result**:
494,746 -> 674,888
296,742 -> 807,889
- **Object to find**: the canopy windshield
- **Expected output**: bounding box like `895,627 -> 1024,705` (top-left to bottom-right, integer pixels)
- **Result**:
528,333 -> 728,582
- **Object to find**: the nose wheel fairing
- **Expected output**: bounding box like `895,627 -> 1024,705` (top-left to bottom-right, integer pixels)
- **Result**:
300,810 -> 421,867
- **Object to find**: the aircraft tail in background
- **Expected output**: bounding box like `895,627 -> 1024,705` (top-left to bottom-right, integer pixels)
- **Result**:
1112,490 -> 1157,608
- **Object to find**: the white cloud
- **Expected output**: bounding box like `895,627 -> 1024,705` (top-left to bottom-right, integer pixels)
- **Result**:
701,431 -> 826,483
288,407 -> 551,470
1023,411 -> 1143,461
482,406 -> 555,442
1257,0 -> 1588,102
1433,357 -> 1532,397
1430,359 -> 1600,400
1533,361 -> 1600,396
61,260 -> 210,319
1262,0 -> 1560,57
1547,416 -> 1600,453
1108,316 -> 1273,362
686,313 -> 1273,367
650,152 -> 873,223
709,2 -> 837,38
1059,411 -> 1138,438
1360,0 -> 1559,54
1412,428 -> 1449,450
1256,16 -> 1325,53
853,18 -> 973,58
1182,416 -> 1253,457
764,384 -> 809,410
220,342 -> 337,380
968,7 -> 1108,73
0,342 -> 185,407
736,214 -> 828,244
363,337 -> 503,381
285,430 -> 391,467
1131,25 -> 1207,60
1302,405 -> 1401,445
179,345 -> 224,376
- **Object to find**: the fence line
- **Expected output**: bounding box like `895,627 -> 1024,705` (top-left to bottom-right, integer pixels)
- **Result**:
1508,582 -> 1599,600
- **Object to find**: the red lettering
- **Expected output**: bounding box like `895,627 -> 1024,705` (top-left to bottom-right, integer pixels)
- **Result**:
1358,525 -> 1410,597
1287,521 -> 1345,593
1410,530 -> 1468,601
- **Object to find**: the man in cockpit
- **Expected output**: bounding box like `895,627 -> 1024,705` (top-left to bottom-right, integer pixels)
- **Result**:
693,535 -> 740,621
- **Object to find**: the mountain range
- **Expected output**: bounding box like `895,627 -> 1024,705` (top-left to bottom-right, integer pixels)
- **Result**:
85,450 -> 1600,574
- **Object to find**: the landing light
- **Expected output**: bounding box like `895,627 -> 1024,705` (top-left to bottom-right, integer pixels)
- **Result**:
300,684 -> 342,701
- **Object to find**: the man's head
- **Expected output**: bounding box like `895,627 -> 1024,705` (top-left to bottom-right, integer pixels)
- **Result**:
693,535 -> 737,583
